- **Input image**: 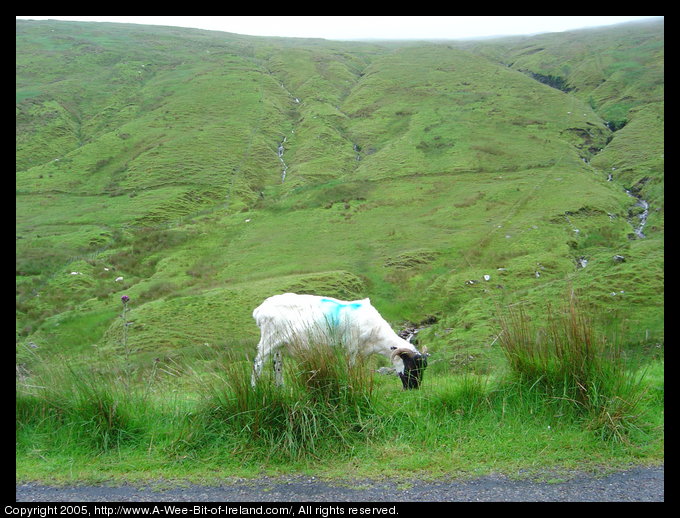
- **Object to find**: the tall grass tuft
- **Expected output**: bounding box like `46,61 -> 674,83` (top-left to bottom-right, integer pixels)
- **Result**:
16,362 -> 149,451
194,335 -> 379,462
497,292 -> 649,442
288,338 -> 375,408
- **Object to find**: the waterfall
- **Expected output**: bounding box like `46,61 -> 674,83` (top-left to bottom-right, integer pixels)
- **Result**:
625,189 -> 650,239
278,137 -> 289,183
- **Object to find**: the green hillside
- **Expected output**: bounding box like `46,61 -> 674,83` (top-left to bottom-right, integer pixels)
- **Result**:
17,19 -> 663,376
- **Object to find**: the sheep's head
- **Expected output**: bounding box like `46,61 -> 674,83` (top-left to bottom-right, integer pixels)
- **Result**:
391,346 -> 429,389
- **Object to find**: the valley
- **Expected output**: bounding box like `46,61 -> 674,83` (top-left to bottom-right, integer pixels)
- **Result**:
16,18 -> 663,482
16,19 -> 664,368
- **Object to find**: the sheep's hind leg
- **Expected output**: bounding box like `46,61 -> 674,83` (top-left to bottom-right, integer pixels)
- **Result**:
251,340 -> 272,387
251,341 -> 283,388
251,353 -> 265,387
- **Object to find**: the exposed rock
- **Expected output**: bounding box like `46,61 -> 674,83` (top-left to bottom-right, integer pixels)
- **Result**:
398,316 -> 437,344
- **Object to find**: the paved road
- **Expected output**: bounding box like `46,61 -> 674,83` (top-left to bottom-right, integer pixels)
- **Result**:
16,465 -> 663,502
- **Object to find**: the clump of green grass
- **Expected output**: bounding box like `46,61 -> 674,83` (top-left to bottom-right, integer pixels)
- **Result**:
189,334 -> 380,462
288,333 -> 376,405
16,362 -> 149,452
497,292 -> 649,442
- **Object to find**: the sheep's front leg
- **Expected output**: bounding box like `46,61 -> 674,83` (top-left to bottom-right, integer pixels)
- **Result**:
274,349 -> 284,386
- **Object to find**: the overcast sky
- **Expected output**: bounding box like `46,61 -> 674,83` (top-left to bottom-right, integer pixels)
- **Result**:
17,16 -> 662,41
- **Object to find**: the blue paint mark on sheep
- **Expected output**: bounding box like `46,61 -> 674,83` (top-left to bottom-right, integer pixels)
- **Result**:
320,298 -> 362,326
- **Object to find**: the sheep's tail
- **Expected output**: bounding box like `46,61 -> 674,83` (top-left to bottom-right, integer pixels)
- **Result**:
252,296 -> 284,328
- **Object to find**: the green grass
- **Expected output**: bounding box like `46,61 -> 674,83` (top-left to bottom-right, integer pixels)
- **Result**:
16,323 -> 663,483
17,294 -> 662,482
497,293 -> 653,442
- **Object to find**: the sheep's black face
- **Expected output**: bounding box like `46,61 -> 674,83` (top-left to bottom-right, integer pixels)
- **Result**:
398,352 -> 428,390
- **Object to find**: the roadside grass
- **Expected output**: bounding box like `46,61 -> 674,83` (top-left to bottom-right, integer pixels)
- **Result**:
16,300 -> 663,483
497,291 -> 659,440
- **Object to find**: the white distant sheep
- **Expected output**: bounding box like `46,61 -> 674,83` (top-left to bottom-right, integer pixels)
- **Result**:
251,293 -> 429,389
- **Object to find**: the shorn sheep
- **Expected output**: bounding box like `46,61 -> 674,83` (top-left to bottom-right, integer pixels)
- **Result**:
251,293 -> 429,389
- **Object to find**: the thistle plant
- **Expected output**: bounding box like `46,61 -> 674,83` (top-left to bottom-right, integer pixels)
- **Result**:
121,295 -> 131,368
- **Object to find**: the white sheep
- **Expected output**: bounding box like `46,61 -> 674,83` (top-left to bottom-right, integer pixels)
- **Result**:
250,293 -> 429,389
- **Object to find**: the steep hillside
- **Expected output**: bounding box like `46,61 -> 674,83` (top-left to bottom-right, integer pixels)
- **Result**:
461,19 -> 664,208
16,19 -> 663,375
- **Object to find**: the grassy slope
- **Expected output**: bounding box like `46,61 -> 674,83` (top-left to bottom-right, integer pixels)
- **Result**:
16,21 -> 663,478
461,20 -> 664,207
17,19 -> 663,367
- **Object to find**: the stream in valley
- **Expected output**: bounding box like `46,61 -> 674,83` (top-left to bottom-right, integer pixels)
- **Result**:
277,137 -> 288,183
625,188 -> 650,239
606,168 -> 650,239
